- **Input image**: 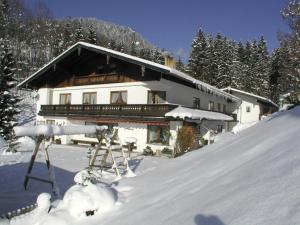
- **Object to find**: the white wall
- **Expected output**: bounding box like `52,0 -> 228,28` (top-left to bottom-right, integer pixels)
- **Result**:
37,79 -> 238,114
35,116 -> 182,152
231,92 -> 261,123
37,88 -> 52,112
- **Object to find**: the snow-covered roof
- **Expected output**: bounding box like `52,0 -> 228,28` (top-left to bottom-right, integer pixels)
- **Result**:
18,42 -> 240,103
165,106 -> 233,121
222,87 -> 278,108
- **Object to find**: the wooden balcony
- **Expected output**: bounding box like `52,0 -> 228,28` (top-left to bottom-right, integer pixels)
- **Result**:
39,104 -> 178,118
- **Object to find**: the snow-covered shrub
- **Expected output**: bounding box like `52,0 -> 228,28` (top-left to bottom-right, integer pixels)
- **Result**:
285,92 -> 300,108
143,146 -> 154,156
161,147 -> 173,157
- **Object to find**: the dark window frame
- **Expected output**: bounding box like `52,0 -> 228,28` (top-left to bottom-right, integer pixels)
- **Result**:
110,90 -> 128,105
147,91 -> 166,104
147,124 -> 170,145
208,101 -> 214,111
59,93 -> 71,105
246,106 -> 251,113
193,97 -> 201,109
82,92 -> 97,105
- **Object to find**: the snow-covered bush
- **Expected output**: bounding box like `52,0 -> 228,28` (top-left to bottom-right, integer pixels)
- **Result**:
143,146 -> 154,156
161,147 -> 173,157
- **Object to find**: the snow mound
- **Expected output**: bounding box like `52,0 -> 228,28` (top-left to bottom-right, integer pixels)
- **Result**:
61,182 -> 116,217
11,182 -> 116,225
17,136 -> 35,150
232,121 -> 257,134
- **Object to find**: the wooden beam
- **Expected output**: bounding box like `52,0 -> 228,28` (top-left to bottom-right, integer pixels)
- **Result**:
78,46 -> 82,56
141,65 -> 145,77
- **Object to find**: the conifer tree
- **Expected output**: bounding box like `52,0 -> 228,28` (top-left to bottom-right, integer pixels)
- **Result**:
0,0 -> 9,39
255,36 -> 271,97
187,29 -> 208,81
75,22 -> 85,42
175,56 -> 186,72
279,0 -> 300,94
62,20 -> 75,50
87,25 -> 97,44
0,42 -> 20,151
269,48 -> 286,102
152,49 -> 164,65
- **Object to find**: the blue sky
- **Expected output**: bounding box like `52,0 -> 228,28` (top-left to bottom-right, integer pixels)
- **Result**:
25,0 -> 289,60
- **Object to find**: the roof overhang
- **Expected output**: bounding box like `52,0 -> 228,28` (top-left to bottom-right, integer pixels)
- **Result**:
18,42 -> 240,103
222,87 -> 278,108
165,106 -> 233,121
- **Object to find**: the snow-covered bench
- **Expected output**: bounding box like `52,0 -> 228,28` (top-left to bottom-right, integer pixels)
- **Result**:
71,138 -> 98,147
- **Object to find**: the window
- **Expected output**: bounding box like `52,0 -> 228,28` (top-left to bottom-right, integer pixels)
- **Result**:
208,101 -> 214,111
217,125 -> 223,133
223,104 -> 226,113
193,97 -> 201,109
246,106 -> 251,113
148,91 -> 166,104
83,92 -> 97,104
59,93 -> 71,105
110,91 -> 127,104
147,125 -> 170,145
46,120 -> 55,125
217,103 -> 221,112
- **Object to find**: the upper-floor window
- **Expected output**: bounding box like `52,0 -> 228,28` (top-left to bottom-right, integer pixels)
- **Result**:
148,91 -> 166,104
208,101 -> 214,111
110,91 -> 127,104
83,92 -> 97,105
217,103 -> 221,112
223,104 -> 227,113
193,97 -> 201,109
59,93 -> 71,105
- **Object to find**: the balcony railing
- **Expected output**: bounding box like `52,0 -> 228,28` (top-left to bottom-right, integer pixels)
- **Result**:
39,104 -> 178,118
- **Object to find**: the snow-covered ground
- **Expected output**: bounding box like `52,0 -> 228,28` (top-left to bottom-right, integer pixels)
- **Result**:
1,106 -> 300,224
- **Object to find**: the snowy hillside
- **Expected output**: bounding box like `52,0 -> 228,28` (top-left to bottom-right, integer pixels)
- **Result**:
1,107 -> 300,225
97,107 -> 300,225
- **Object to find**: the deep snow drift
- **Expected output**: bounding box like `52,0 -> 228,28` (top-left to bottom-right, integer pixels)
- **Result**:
2,106 -> 300,225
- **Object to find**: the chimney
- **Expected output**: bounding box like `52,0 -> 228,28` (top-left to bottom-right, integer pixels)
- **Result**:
164,54 -> 176,68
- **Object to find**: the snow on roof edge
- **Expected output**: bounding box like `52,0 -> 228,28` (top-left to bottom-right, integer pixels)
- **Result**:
165,106 -> 233,121
222,87 -> 278,108
18,42 -> 240,103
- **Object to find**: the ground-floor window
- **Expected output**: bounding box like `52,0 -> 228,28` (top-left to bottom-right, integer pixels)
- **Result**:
147,125 -> 170,145
217,125 -> 223,133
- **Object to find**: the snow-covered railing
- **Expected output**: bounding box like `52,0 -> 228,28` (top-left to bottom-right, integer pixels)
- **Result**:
1,203 -> 37,220
14,125 -> 108,137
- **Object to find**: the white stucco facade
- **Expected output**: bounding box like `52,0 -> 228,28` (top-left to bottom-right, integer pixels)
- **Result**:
37,79 -> 237,113
223,88 -> 278,124
35,79 -> 239,152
